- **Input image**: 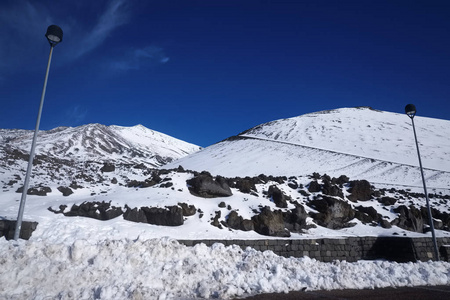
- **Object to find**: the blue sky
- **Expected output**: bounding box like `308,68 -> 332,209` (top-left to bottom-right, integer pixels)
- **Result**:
1,0 -> 449,147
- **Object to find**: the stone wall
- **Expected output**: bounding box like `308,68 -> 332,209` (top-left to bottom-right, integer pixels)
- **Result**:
2,220 -> 449,262
178,237 -> 450,262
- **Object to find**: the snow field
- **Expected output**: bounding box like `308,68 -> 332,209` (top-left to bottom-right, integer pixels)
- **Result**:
1,237 -> 450,300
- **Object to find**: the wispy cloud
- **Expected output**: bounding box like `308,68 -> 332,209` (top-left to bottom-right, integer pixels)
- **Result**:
110,46 -> 170,71
65,105 -> 88,125
0,0 -> 132,75
0,1 -> 53,72
71,0 -> 131,59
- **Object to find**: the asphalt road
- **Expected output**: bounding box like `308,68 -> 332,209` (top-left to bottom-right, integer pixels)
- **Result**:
239,285 -> 450,300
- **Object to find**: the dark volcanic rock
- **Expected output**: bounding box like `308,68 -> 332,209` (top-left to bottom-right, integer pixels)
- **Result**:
226,211 -> 243,230
235,178 -> 258,194
283,206 -> 308,232
142,206 -> 184,226
16,186 -> 52,196
307,181 -> 321,193
268,185 -> 290,208
211,211 -> 222,228
379,196 -> 397,206
123,205 -> 184,226
0,220 -> 38,240
380,219 -> 392,229
48,205 -> 68,214
332,175 -> 350,185
226,211 -> 254,231
252,206 -> 290,237
392,205 -> 424,233
57,186 -> 73,196
123,206 -> 147,223
186,172 -> 232,198
307,196 -> 355,229
178,203 -> 197,216
100,162 -> 115,173
354,205 -> 380,224
322,180 -> 344,198
347,180 -> 372,202
63,201 -> 123,220
69,181 -> 83,190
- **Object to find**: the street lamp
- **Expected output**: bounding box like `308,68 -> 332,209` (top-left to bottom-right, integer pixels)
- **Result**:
14,25 -> 63,240
405,104 -> 440,261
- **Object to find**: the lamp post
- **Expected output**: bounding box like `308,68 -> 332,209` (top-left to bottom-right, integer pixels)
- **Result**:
14,25 -> 63,241
405,104 -> 439,261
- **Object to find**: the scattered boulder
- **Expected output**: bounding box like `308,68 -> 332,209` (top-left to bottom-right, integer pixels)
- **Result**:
380,219 -> 392,229
160,182 -> 173,188
392,205 -> 424,233
133,163 -> 147,169
16,185 -> 52,196
268,185 -> 290,208
124,205 -> 184,226
332,175 -> 350,186
211,211 -> 222,228
226,211 -> 254,231
63,201 -> 123,220
307,196 -> 355,229
127,174 -> 162,188
57,186 -> 73,196
100,162 -> 115,173
288,181 -> 298,190
178,203 -> 197,216
226,211 -> 243,229
69,181 -> 83,190
355,205 -> 380,224
252,206 -> 290,237
379,196 -> 397,206
283,206 -> 309,232
322,180 -> 344,198
429,208 -> 450,230
235,178 -> 258,194
186,172 -> 232,198
241,219 -> 255,231
307,181 -> 321,193
347,180 -> 372,202
48,205 -> 68,214
123,206 -> 147,223
0,220 -> 38,240
142,206 -> 183,226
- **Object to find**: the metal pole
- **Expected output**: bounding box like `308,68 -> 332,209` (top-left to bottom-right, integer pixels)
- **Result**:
410,117 -> 440,260
14,45 -> 55,240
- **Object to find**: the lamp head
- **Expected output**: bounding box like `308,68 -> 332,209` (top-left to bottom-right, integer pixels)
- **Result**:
405,104 -> 416,119
45,25 -> 63,46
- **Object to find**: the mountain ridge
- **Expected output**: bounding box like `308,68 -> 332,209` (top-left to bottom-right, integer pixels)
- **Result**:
0,123 -> 201,167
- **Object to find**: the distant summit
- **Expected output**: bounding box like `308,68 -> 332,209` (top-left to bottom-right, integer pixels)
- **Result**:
0,124 -> 201,167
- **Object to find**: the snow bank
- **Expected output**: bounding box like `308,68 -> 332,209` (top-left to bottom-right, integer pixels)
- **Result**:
1,237 -> 449,300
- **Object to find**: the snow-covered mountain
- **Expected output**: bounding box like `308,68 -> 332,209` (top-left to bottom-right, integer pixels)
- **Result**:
165,107 -> 450,189
1,107 -> 450,299
0,123 -> 201,166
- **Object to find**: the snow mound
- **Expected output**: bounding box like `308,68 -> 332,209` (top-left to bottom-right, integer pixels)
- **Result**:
1,237 -> 449,299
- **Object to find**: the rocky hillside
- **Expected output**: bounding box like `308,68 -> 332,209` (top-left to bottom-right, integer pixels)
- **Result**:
0,124 -> 201,189
0,124 -> 200,166
1,108 -> 449,242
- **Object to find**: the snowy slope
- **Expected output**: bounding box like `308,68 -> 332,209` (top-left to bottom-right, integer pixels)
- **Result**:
166,107 -> 450,189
